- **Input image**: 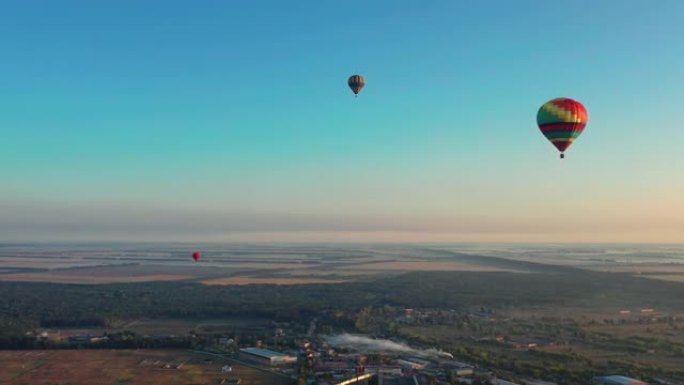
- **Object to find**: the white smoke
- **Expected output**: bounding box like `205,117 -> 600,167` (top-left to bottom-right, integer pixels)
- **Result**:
421,348 -> 454,359
324,333 -> 453,358
325,334 -> 413,353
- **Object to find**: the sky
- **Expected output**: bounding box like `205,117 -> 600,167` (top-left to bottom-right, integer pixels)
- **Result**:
1,0 -> 683,243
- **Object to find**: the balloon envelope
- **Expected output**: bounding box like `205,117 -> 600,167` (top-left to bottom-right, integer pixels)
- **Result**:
192,252 -> 201,262
537,97 -> 588,156
347,75 -> 365,95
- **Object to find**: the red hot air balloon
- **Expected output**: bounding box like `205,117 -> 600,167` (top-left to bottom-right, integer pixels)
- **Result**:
536,97 -> 589,159
192,252 -> 201,262
347,75 -> 365,97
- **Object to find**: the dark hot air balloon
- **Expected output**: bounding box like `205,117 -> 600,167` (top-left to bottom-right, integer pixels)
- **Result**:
537,97 -> 588,159
347,75 -> 365,97
192,252 -> 201,262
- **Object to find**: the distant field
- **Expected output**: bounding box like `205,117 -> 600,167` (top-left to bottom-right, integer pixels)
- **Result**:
0,273 -> 195,284
590,264 -> 684,274
0,258 -> 108,268
0,349 -> 291,385
586,263 -> 684,282
7,244 -> 679,286
347,260 -> 518,272
202,276 -> 348,285
0,245 -> 535,285
643,274 -> 684,282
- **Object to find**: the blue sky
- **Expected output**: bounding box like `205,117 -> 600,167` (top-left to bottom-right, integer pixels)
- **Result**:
1,1 -> 683,242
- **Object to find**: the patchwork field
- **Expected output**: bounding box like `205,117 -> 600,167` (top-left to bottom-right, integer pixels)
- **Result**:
0,349 -> 291,385
1,244 -> 680,286
0,244 -> 528,285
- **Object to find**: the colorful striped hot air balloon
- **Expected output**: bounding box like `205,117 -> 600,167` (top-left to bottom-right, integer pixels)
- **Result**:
537,98 -> 588,159
347,75 -> 365,97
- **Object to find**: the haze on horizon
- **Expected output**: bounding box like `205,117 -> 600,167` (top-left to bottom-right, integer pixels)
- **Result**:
1,1 -> 683,243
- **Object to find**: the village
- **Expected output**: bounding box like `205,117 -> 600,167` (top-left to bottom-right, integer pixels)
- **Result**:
234,336 -> 653,385
17,298 -> 684,384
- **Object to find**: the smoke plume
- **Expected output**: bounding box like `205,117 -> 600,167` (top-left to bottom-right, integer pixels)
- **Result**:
324,333 -> 453,358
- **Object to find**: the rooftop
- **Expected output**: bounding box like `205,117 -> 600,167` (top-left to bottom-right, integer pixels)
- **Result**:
240,347 -> 289,358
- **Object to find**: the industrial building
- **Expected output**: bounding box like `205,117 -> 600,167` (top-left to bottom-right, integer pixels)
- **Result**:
396,356 -> 430,370
592,375 -> 648,385
443,361 -> 474,377
238,347 -> 297,366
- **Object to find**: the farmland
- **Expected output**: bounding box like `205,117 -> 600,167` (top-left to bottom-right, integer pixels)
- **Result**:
1,243 -> 684,383
0,244 -> 527,285
0,349 -> 291,385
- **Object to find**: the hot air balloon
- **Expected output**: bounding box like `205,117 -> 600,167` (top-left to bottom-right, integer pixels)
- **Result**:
192,252 -> 201,262
537,97 -> 588,159
347,75 -> 365,97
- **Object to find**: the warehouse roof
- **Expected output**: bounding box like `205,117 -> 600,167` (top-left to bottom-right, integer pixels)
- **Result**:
240,347 -> 288,358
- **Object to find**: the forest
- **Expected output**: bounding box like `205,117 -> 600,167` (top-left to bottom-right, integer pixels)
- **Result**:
2,269 -> 683,342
